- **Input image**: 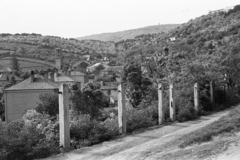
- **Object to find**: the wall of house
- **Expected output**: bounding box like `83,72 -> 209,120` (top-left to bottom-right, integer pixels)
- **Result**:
5,89 -> 58,122
72,75 -> 89,84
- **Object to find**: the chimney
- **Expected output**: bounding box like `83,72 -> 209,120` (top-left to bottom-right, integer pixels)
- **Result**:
30,71 -> 35,82
44,71 -> 48,81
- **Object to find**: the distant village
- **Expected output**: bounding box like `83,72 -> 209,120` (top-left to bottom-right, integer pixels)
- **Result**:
1,48 -> 122,122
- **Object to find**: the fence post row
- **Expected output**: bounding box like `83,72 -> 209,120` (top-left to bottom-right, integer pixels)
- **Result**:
59,84 -> 70,149
194,82 -> 199,114
169,83 -> 176,121
118,84 -> 127,134
158,83 -> 164,124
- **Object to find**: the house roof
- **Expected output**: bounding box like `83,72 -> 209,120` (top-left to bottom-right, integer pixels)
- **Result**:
0,67 -> 12,72
55,73 -> 78,82
0,73 -> 22,81
72,61 -> 90,68
55,75 -> 75,82
5,75 -> 59,91
71,71 -> 85,76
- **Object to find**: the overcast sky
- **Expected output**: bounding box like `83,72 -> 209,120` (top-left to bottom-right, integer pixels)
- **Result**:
0,0 -> 239,38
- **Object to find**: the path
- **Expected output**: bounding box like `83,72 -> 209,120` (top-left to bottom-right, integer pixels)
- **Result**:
43,109 -> 231,160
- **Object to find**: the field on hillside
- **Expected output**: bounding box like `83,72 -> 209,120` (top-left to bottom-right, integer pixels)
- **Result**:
0,59 -> 53,71
0,49 -> 10,54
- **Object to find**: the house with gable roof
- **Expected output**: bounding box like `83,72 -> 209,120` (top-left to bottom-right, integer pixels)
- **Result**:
4,71 -> 59,122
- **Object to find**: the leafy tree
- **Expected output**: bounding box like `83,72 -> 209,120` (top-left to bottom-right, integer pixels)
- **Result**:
70,82 -> 109,119
0,101 -> 4,121
21,72 -> 30,80
11,55 -> 20,71
93,64 -> 105,75
108,60 -> 116,66
122,62 -> 153,107
35,92 -> 59,117
9,76 -> 16,85
6,75 -> 9,82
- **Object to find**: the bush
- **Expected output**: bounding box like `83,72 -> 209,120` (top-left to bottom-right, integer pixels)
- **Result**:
0,115 -> 59,160
70,82 -> 109,119
126,108 -> 156,132
177,102 -> 198,122
70,114 -> 119,148
35,92 -> 59,118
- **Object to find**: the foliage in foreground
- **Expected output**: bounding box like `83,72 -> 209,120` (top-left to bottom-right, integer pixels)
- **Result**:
0,110 -> 59,160
178,100 -> 240,148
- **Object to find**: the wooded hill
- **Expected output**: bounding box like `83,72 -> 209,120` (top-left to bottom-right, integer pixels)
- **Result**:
0,4 -> 240,68
77,24 -> 180,42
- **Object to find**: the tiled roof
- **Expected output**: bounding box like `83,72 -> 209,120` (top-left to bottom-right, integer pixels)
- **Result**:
54,73 -> 77,82
0,73 -> 22,81
5,75 -> 59,91
72,61 -> 90,67
71,71 -> 85,76
0,67 -> 12,72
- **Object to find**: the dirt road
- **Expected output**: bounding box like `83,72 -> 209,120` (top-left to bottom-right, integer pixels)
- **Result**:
43,109 -> 231,160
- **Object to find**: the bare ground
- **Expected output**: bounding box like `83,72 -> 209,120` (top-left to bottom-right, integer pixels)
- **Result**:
41,108 -> 235,160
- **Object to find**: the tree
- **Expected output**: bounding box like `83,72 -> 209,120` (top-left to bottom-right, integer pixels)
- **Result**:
122,62 -> 153,107
93,64 -> 105,75
9,76 -> 16,85
11,55 -> 20,71
0,92 -> 5,121
70,82 -> 109,119
35,92 -> 59,117
108,60 -> 116,66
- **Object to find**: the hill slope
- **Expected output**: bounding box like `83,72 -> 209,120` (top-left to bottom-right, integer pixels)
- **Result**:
77,24 -> 180,42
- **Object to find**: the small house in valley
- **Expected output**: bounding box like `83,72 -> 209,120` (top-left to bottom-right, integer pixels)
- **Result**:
4,72 -> 59,122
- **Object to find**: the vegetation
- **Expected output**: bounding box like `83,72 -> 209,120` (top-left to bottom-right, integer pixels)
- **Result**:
70,82 -> 109,118
77,24 -> 180,42
10,55 -> 20,71
1,4 -> 240,160
178,103 -> 240,148
35,92 -> 59,118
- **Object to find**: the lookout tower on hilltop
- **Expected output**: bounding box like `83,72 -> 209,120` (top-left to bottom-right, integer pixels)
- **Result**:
55,48 -> 63,70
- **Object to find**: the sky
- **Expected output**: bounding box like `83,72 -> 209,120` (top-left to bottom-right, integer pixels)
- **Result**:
0,0 -> 239,38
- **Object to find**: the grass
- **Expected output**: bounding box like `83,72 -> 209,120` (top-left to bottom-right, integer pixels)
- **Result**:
0,49 -> 9,54
178,105 -> 240,148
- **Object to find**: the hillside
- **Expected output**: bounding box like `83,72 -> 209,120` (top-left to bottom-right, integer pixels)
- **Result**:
0,5 -> 240,68
77,24 -> 180,42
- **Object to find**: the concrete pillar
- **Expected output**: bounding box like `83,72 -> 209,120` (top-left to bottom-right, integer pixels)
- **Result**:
158,83 -> 164,125
59,84 -> 70,149
118,84 -> 126,134
194,82 -> 199,114
169,83 -> 176,121
210,81 -> 215,109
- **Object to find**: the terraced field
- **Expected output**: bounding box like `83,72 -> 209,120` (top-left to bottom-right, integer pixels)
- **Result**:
0,57 -> 55,71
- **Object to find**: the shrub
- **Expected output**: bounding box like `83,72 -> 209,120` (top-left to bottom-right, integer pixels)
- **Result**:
70,82 -> 109,119
0,117 -> 59,160
35,92 -> 59,118
177,102 -> 198,122
126,108 -> 156,132
70,114 -> 119,148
